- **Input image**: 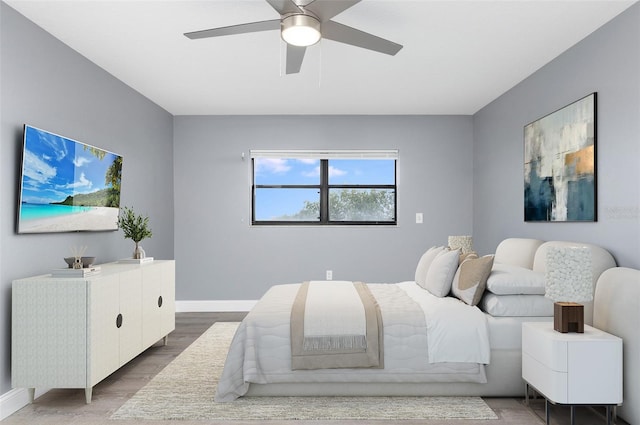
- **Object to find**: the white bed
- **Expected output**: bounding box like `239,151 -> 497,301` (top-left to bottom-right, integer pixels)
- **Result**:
215,238 -> 617,402
216,281 -> 495,401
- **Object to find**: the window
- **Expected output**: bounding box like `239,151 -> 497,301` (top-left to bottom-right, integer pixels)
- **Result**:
251,150 -> 397,225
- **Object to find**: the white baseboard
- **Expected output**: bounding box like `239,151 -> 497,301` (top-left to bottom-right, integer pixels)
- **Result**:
0,387 -> 49,421
175,300 -> 256,313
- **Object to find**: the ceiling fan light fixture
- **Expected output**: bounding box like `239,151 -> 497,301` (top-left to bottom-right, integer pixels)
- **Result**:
281,14 -> 321,47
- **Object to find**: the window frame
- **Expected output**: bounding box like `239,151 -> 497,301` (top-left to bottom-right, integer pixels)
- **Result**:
251,151 -> 397,226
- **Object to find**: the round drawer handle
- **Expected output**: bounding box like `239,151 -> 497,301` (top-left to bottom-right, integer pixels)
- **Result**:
116,313 -> 123,328
158,296 -> 163,308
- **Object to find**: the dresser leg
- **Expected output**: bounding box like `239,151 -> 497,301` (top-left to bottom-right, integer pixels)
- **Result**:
570,405 -> 575,425
27,388 -> 35,403
85,387 -> 92,404
545,399 -> 551,425
606,405 -> 617,425
163,335 -> 169,346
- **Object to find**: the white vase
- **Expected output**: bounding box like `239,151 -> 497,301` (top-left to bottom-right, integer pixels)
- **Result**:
133,242 -> 146,259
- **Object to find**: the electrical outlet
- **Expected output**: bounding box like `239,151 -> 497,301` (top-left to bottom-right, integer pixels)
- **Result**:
326,270 -> 333,280
416,213 -> 423,224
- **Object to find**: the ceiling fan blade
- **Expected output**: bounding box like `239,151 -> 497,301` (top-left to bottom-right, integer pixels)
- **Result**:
184,19 -> 280,40
265,0 -> 302,16
321,20 -> 402,56
286,45 -> 306,74
304,0 -> 362,22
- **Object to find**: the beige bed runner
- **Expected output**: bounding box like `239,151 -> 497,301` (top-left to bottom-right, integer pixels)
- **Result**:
291,281 -> 384,370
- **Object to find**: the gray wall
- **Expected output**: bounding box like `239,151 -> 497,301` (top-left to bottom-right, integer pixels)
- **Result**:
173,116 -> 474,300
472,3 -> 640,268
0,3 -> 174,395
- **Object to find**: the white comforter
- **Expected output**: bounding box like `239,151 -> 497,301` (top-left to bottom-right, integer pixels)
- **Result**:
215,281 -> 490,402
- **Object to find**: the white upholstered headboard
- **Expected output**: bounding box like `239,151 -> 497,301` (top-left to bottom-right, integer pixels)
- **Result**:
594,267 -> 640,425
494,238 -> 545,269
532,240 -> 617,279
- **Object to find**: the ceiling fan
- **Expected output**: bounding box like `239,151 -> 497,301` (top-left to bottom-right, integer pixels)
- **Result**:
183,0 -> 403,74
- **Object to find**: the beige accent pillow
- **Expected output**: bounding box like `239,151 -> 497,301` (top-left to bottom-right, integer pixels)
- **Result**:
452,255 -> 495,306
459,251 -> 478,265
415,246 -> 446,289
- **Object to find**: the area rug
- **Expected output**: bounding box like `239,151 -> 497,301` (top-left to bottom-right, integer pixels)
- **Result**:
111,322 -> 498,421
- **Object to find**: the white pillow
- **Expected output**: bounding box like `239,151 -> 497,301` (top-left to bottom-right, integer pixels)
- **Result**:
486,263 -> 546,295
481,293 -> 554,317
424,249 -> 460,297
415,246 -> 446,289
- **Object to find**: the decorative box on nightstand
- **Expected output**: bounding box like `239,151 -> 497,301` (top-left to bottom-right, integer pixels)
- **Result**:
522,322 -> 622,425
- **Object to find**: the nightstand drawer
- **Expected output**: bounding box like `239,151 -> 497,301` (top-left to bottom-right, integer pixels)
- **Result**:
522,324 -> 568,372
523,351 -> 568,402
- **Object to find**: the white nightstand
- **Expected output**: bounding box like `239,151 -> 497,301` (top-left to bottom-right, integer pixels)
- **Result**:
522,322 -> 622,425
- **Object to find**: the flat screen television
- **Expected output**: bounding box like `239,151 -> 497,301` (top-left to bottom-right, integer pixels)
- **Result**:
17,125 -> 123,233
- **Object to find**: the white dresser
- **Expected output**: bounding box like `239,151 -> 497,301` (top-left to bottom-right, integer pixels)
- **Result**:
522,321 -> 622,424
12,260 -> 175,403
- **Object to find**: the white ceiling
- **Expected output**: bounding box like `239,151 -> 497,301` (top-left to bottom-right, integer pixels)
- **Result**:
5,0 -> 637,115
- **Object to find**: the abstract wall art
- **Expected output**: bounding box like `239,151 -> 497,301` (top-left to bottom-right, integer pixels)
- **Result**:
524,93 -> 597,222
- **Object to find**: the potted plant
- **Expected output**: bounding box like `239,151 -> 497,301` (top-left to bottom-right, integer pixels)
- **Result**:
117,206 -> 153,259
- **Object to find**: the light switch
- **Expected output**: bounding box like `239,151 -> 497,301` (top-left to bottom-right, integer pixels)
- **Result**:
416,213 -> 423,224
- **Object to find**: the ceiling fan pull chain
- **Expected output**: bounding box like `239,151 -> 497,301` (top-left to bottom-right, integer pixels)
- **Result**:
279,39 -> 283,77
318,39 -> 322,88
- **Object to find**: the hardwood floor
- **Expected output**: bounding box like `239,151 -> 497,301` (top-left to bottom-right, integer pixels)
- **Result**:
4,312 -> 626,425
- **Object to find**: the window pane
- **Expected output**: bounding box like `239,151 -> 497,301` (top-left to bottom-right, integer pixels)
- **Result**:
328,159 -> 395,185
254,158 -> 320,185
254,188 -> 320,221
328,189 -> 395,222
